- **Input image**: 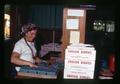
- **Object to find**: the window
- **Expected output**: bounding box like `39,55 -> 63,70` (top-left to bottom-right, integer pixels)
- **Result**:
4,5 -> 10,39
4,14 -> 10,39
106,21 -> 115,32
93,20 -> 115,32
93,20 -> 105,31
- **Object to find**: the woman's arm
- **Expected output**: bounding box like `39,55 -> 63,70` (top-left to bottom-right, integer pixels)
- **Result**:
11,52 -> 38,68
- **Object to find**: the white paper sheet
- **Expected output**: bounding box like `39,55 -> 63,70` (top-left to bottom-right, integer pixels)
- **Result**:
68,9 -> 84,17
69,31 -> 80,44
66,19 -> 79,29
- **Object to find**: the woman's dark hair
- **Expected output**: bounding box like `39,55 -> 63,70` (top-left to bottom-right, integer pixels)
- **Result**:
21,23 -> 38,36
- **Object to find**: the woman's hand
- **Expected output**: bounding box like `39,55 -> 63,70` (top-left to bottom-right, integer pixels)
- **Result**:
28,62 -> 38,68
34,56 -> 42,65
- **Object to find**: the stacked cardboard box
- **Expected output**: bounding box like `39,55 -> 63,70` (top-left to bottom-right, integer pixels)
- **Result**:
63,43 -> 96,79
19,62 -> 58,78
18,60 -> 64,79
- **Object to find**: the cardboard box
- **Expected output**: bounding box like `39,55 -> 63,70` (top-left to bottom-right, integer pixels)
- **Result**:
64,59 -> 95,71
65,49 -> 96,60
63,69 -> 94,79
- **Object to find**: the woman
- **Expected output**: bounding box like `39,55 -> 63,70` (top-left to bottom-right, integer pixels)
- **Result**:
11,23 -> 41,73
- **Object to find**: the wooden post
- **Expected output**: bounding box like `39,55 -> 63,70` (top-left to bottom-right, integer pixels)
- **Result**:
61,8 -> 86,61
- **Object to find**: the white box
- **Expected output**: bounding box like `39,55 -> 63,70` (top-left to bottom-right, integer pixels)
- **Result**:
64,59 -> 96,71
63,69 -> 94,79
67,43 -> 94,49
65,49 -> 96,60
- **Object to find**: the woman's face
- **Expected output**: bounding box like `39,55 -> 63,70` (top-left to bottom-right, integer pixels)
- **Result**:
25,30 -> 37,42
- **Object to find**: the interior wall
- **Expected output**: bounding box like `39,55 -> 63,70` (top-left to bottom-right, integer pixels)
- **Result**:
28,5 -> 63,29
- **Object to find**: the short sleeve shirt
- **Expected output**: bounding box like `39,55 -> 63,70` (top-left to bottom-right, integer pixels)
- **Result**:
12,38 -> 36,71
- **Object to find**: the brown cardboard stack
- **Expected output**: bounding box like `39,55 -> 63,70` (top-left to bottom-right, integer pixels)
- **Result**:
63,43 -> 96,79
